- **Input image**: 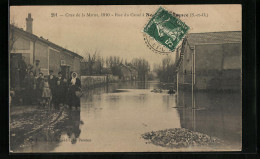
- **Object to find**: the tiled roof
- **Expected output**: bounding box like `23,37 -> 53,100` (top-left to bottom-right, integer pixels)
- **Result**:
186,31 -> 242,47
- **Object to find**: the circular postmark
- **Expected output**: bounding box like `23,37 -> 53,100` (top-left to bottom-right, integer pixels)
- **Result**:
143,33 -> 173,54
143,7 -> 189,55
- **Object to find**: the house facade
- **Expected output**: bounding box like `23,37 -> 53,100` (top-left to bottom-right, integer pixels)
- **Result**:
10,13 -> 83,89
120,64 -> 138,81
177,31 -> 242,91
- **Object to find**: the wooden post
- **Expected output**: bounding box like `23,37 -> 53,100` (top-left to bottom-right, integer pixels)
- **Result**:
193,47 -> 196,108
176,71 -> 179,106
192,51 -> 194,109
47,47 -> 50,75
177,72 -> 179,96
33,40 -> 36,65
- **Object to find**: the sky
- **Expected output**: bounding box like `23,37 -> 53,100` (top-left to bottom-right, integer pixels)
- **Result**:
10,5 -> 241,67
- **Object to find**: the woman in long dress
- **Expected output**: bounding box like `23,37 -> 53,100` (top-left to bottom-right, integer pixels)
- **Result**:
68,72 -> 81,109
54,72 -> 66,109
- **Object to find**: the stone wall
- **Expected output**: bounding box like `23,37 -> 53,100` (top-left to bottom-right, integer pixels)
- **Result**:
107,74 -> 119,82
81,75 -> 120,88
81,76 -> 107,88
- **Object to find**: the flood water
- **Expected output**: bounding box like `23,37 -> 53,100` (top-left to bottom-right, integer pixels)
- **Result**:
18,81 -> 242,152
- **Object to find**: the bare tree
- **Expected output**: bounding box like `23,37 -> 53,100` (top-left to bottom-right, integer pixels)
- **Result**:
105,56 -> 123,77
9,21 -> 23,89
156,55 -> 178,83
82,48 -> 102,75
131,58 -> 150,81
9,23 -> 21,53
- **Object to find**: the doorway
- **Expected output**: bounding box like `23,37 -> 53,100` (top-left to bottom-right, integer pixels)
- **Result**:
10,54 -> 21,88
61,65 -> 71,79
10,53 -> 29,89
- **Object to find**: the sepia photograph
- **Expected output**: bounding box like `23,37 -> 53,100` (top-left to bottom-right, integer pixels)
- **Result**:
9,5 -> 242,152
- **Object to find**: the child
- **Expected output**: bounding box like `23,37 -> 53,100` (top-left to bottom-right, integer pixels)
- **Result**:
42,76 -> 52,108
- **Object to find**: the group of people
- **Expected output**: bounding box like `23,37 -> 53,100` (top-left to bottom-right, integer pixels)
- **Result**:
23,61 -> 81,109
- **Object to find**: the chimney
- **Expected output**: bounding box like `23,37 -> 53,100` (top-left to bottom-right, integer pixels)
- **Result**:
26,13 -> 33,34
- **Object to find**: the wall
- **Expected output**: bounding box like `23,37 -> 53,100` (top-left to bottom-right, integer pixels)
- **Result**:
222,43 -> 242,70
35,41 -> 48,75
81,76 -> 107,88
10,32 -> 34,65
107,74 -> 119,82
195,44 -> 224,72
10,28 -> 82,77
194,43 -> 241,90
49,48 -> 82,76
49,48 -> 61,75
60,50 -> 75,75
178,43 -> 193,85
13,36 -> 30,50
73,57 -> 81,76
179,42 -> 241,90
81,75 -> 120,88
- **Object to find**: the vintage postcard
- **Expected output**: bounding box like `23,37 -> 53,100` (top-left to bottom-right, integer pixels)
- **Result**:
9,5 -> 242,152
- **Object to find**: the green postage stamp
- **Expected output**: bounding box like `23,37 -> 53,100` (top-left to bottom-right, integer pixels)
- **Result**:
144,7 -> 190,52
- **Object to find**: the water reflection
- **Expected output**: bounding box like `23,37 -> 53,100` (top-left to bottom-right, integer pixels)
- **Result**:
15,81 -> 241,152
162,95 -> 177,111
177,90 -> 242,148
62,109 -> 82,144
14,108 -> 83,152
53,81 -> 181,152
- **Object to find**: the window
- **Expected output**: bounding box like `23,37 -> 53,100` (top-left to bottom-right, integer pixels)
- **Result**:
61,60 -> 66,66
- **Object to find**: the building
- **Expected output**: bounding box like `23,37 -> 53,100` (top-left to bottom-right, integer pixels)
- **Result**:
80,60 -> 103,75
128,66 -> 138,80
119,64 -> 138,81
10,13 -> 83,89
177,31 -> 242,90
120,64 -> 132,80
